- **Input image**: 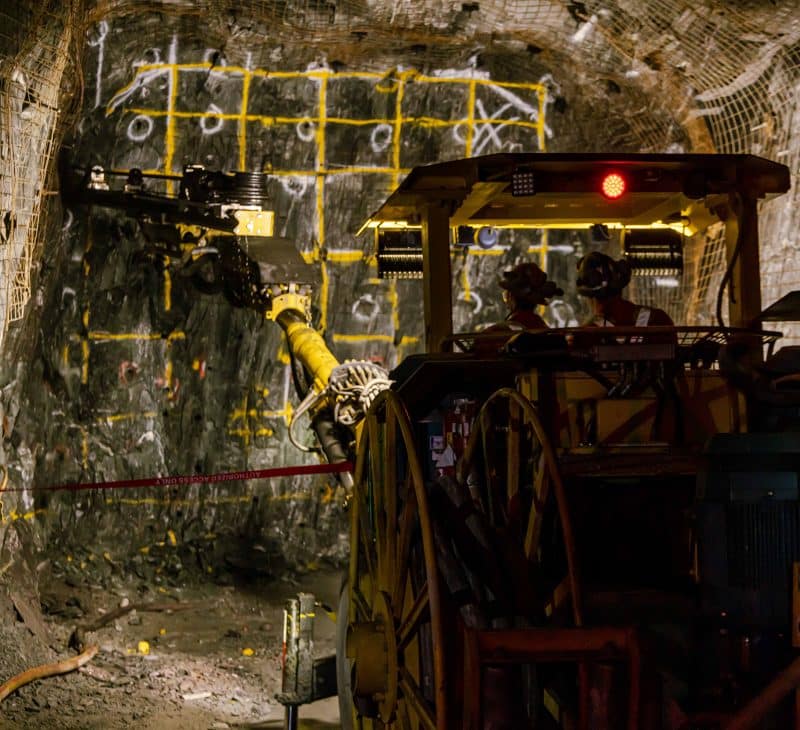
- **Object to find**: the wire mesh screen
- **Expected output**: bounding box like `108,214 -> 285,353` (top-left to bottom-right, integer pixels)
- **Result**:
579,0 -> 800,333
0,0 -> 84,345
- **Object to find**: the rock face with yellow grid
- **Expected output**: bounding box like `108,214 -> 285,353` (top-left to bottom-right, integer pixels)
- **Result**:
2,11 -> 683,570
3,0 -> 795,566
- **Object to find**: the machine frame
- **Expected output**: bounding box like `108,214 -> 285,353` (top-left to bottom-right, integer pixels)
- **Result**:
338,153 -> 800,730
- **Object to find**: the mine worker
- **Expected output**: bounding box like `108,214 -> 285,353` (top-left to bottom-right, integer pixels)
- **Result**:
471,262 -> 562,354
576,251 -> 673,327
499,261 -> 563,329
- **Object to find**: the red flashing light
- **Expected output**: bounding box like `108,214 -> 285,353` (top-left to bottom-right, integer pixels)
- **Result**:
601,173 -> 626,200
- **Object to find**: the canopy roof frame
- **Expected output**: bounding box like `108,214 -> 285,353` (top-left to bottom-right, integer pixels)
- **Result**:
363,153 -> 791,352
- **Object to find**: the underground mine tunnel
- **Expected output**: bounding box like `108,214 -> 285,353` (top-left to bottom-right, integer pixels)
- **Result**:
4,1 -> 800,728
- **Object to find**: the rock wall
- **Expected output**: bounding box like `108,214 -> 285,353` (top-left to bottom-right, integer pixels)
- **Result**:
3,10 -> 685,575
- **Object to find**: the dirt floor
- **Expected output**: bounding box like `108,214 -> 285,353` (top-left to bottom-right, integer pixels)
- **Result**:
0,561 -> 343,729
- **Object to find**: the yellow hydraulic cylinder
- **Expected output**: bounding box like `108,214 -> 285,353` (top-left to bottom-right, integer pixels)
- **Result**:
276,311 -> 340,394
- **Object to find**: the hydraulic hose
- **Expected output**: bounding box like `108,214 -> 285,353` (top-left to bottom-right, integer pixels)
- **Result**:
310,410 -> 354,490
275,308 -> 353,487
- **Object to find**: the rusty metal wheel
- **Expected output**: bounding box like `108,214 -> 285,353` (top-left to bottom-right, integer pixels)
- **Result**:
453,386 -> 585,726
338,389 -> 447,730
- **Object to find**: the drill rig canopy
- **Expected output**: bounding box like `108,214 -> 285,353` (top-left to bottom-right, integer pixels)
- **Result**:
363,152 -> 790,232
361,152 -> 791,351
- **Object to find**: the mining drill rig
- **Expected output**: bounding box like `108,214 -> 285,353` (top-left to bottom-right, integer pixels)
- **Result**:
67,152 -> 800,729
61,162 -> 391,490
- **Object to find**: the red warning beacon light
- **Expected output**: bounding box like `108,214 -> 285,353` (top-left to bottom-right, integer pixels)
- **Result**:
601,172 -> 626,200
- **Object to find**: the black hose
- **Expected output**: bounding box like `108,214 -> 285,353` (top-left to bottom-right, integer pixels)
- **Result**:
311,410 -> 354,490
288,346 -> 311,400
716,216 -> 744,328
311,410 -> 352,465
276,308 -> 312,399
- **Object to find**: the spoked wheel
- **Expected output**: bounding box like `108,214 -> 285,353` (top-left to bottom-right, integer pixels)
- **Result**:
456,387 -> 582,626
338,390 -> 447,730
452,387 -> 585,726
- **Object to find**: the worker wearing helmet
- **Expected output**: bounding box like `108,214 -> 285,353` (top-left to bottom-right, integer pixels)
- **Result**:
499,261 -> 563,329
471,262 -> 562,354
576,251 -> 673,327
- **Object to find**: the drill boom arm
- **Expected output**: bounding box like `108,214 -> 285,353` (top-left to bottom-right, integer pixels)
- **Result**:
63,163 -> 391,467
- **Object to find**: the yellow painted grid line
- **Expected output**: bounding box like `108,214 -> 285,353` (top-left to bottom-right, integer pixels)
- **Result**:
392,75 -> 405,188
0,508 -> 47,526
262,407 -> 293,422
538,81 -> 547,152
82,218 -> 94,384
125,108 -> 541,131
163,255 -> 171,311
111,162 -> 413,179
414,74 -> 544,92
109,496 -> 252,507
97,411 -> 158,425
388,281 -> 400,332
165,63 -> 179,194
239,68 -> 251,171
81,427 -> 88,468
121,63 -> 545,93
317,74 -> 327,205
113,162 -> 410,178
5,483 -> 334,535
540,229 -> 549,273
317,74 -> 329,333
333,333 -> 393,344
87,331 -> 186,341
319,261 -> 329,334
462,255 -> 471,302
229,406 -> 293,425
106,491 -> 321,508
466,79 -> 476,156
81,340 -> 89,384
165,341 -> 173,387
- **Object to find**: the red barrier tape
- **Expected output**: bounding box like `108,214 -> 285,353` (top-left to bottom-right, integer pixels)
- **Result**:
0,461 -> 354,494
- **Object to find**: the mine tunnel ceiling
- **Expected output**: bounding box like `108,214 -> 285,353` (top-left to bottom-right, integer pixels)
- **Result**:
87,0 -> 800,155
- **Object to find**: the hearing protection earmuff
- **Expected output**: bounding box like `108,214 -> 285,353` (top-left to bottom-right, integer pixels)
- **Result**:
576,251 -> 631,298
